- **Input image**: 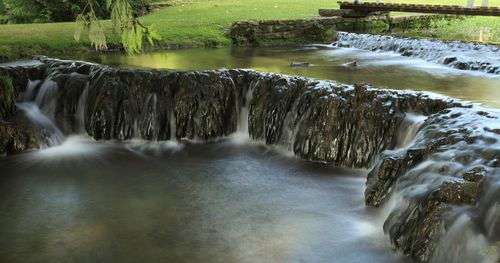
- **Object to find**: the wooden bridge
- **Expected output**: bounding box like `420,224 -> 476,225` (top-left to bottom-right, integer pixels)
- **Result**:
338,1 -> 500,16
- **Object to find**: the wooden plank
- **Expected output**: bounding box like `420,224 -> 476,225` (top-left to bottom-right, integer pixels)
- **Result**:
337,1 -> 500,16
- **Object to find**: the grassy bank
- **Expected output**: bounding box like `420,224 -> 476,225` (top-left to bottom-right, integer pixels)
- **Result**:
0,0 -> 499,61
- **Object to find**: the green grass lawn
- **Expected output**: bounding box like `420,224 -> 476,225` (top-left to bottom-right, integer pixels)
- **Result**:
0,0 -> 499,60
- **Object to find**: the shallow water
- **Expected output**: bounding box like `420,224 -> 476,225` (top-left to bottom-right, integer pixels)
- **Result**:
69,46 -> 500,108
0,136 -> 406,263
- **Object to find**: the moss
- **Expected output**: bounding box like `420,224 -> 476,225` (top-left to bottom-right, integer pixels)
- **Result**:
230,24 -> 258,46
0,75 -> 15,119
311,21 -> 330,42
436,181 -> 482,204
0,118 -> 44,155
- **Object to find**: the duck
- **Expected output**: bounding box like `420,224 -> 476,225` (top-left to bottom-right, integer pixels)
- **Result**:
290,61 -> 311,68
342,60 -> 357,68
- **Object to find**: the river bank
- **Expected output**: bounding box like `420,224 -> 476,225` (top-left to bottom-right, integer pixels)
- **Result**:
0,0 -> 499,61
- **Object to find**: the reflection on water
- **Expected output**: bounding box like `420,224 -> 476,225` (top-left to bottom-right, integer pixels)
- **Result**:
0,138 -> 407,263
70,46 -> 500,108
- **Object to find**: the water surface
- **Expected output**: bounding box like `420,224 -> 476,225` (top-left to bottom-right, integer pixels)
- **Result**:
0,137 -> 405,263
70,46 -> 500,108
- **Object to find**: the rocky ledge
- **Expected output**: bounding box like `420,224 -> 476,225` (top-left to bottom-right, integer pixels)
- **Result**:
0,57 -> 498,263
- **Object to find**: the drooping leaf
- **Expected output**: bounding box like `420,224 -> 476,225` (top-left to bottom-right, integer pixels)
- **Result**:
76,0 -> 161,54
88,11 -> 107,51
105,0 -> 113,9
74,14 -> 87,42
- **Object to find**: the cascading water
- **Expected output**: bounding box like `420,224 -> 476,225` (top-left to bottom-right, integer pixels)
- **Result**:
16,102 -> 64,147
75,83 -> 89,134
22,79 -> 41,101
170,109 -> 177,141
237,85 -> 254,137
140,93 -> 158,140
333,32 -> 500,74
16,78 -> 66,147
394,113 -> 427,149
232,83 -> 255,143
34,78 -> 59,118
279,98 -> 301,151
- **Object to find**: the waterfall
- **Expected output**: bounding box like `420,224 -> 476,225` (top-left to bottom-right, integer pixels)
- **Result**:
431,214 -> 491,263
333,32 -> 500,74
16,77 -> 65,147
236,84 -> 254,138
279,98 -> 302,151
394,113 -> 427,149
140,93 -> 158,140
16,102 -> 65,147
170,109 -> 177,141
34,78 -> 59,118
22,79 -> 41,101
75,83 -> 89,134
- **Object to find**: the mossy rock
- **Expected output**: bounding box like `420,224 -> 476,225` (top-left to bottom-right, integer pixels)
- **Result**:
0,113 -> 44,155
435,181 -> 482,204
0,75 -> 15,119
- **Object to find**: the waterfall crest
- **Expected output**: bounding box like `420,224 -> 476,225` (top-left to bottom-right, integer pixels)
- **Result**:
334,32 -> 500,74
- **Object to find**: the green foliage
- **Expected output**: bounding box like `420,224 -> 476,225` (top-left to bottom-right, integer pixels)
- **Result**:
1,0 -> 82,23
479,241 -> 500,262
74,11 -> 108,50
0,0 -> 151,24
75,0 -> 160,53
1,0 -> 500,60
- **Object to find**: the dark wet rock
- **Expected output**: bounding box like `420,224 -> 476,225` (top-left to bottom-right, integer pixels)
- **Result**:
443,56 -> 457,65
462,166 -> 487,182
0,75 -> 15,119
454,61 -> 469,70
0,113 -> 43,155
174,71 -> 238,140
434,181 -> 482,204
384,198 -> 447,262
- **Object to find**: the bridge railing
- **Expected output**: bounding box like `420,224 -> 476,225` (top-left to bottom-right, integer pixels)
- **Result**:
350,1 -> 491,8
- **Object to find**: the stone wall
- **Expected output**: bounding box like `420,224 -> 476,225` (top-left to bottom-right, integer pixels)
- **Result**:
229,14 -> 458,46
229,18 -> 339,46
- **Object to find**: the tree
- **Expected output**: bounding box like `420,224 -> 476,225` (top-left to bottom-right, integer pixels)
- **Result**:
74,0 -> 160,53
0,0 -> 114,24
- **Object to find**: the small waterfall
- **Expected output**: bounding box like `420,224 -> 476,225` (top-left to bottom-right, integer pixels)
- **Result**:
333,32 -> 500,74
236,85 -> 254,137
431,214 -> 491,263
279,99 -> 302,151
170,109 -> 177,141
17,78 -> 65,147
22,79 -> 41,101
148,94 -> 158,140
34,79 -> 59,118
16,102 -> 65,147
394,113 -> 427,149
75,83 -> 89,134
140,93 -> 158,140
